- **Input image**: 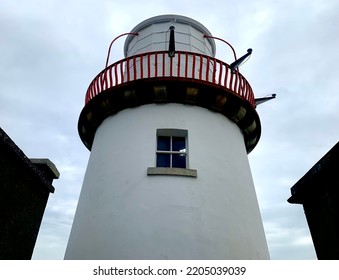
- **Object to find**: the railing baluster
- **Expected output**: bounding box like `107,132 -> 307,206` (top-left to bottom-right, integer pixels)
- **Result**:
114,64 -> 118,87
106,70 -> 109,89
162,52 -> 165,77
140,55 -> 143,79
234,72 -> 239,95
89,86 -> 93,102
177,52 -> 181,77
85,90 -> 89,104
205,56 -> 210,81
246,81 -> 250,100
242,78 -> 247,99
126,58 -> 130,82
108,66 -> 113,88
100,68 -> 104,88
147,53 -> 151,78
238,74 -> 242,96
120,61 -> 124,84
230,73 -> 234,91
155,53 -> 158,77
218,61 -> 222,85
99,73 -> 103,92
95,76 -> 99,95
185,53 -> 188,78
212,58 -> 216,83
238,76 -> 243,97
224,64 -> 229,88
132,56 -> 136,80
199,55 -> 203,80
170,55 -> 173,77
103,72 -> 106,90
192,53 -> 196,79
242,78 -> 246,98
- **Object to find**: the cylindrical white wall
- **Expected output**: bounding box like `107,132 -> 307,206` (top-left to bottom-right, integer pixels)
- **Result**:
124,14 -> 216,58
123,15 -> 217,83
65,104 -> 269,259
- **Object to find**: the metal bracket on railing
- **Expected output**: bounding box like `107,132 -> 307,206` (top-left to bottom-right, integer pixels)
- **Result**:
255,94 -> 276,107
230,48 -> 252,74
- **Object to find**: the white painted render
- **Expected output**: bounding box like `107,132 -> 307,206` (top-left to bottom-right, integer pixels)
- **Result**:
124,14 -> 216,58
65,104 -> 269,259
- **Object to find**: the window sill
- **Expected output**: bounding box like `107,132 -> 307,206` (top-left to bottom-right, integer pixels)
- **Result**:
147,167 -> 197,178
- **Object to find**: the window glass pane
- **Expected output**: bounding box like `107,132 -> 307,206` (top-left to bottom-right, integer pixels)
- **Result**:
157,136 -> 170,151
172,137 -> 186,152
172,154 -> 186,168
157,153 -> 170,167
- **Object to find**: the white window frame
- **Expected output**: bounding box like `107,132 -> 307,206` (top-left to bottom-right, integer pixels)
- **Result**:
147,129 -> 197,178
156,129 -> 188,169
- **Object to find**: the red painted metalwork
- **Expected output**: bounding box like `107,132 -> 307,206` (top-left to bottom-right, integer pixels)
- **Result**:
205,56 -> 210,81
85,51 -> 255,107
184,54 -> 189,78
212,58 -> 217,83
203,34 -> 237,61
101,32 -> 138,89
147,54 -> 151,78
162,52 -> 165,77
169,56 -> 173,77
104,32 -> 139,70
139,55 -> 143,79
198,54 -> 203,81
192,53 -> 196,79
154,52 -> 158,77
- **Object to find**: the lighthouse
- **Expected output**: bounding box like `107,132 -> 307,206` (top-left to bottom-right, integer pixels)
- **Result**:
65,14 -> 269,259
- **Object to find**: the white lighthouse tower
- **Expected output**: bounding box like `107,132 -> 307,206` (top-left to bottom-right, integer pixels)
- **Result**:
65,14 -> 269,259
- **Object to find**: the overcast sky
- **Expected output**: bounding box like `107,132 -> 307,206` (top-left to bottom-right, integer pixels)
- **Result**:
1,0 -> 339,260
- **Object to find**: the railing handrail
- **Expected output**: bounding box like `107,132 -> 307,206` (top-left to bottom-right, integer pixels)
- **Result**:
85,51 -> 255,107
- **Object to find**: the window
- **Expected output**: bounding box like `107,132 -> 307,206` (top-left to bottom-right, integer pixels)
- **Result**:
147,129 -> 197,178
156,129 -> 187,168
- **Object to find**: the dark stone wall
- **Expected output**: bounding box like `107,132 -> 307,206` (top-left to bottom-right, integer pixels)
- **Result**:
0,128 -> 58,259
289,142 -> 339,260
303,193 -> 339,259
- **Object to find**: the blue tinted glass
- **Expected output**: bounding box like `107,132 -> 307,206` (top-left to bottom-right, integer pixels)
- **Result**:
172,137 -> 185,151
172,154 -> 186,168
157,136 -> 170,151
157,153 -> 170,167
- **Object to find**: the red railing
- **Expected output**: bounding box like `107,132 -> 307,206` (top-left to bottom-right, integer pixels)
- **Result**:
85,51 -> 255,107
